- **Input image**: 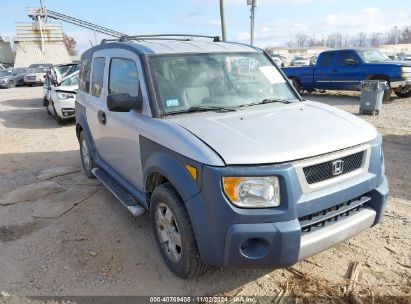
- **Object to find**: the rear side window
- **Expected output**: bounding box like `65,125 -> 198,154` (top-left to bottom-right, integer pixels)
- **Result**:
108,58 -> 140,97
90,57 -> 105,97
318,52 -> 334,67
79,59 -> 91,93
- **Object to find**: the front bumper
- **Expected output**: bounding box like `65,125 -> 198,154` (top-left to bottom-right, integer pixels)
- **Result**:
186,138 -> 388,268
53,97 -> 76,119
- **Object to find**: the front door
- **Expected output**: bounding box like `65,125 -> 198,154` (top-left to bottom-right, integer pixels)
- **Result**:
332,51 -> 366,90
90,49 -> 149,190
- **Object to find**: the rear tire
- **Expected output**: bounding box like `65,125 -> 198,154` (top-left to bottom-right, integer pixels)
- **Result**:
150,183 -> 201,278
394,86 -> 411,98
79,131 -> 96,179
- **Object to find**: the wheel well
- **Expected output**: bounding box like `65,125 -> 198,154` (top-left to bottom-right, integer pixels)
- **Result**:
76,124 -> 83,139
146,172 -> 170,204
368,74 -> 390,82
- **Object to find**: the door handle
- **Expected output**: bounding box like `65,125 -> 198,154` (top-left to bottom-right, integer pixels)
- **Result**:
98,110 -> 106,125
333,68 -> 338,72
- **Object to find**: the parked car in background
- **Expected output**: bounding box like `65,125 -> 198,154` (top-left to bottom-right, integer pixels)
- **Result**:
404,54 -> 411,62
309,55 -> 318,66
43,63 -> 79,102
45,70 -> 79,124
24,65 -> 52,86
270,55 -> 284,67
0,68 -> 27,88
290,56 -> 310,66
76,36 -> 388,278
282,48 -> 411,99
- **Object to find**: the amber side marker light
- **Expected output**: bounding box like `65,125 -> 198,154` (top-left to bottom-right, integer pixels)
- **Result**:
185,164 -> 197,180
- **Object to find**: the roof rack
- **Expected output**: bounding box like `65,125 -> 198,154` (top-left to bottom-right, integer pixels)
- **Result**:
101,34 -> 221,44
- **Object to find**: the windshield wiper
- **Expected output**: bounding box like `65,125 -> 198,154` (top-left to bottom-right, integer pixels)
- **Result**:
164,105 -> 236,115
239,98 -> 295,108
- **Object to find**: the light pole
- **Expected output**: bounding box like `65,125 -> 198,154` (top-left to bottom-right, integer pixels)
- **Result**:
220,0 -> 227,41
247,0 -> 258,45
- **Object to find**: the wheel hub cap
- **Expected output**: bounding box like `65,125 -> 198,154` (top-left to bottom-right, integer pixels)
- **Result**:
155,203 -> 182,263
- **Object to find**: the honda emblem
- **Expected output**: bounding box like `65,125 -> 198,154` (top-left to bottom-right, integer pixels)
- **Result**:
332,159 -> 344,176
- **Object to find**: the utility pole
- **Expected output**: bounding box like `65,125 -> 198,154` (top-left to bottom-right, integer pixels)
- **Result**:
247,0 -> 258,45
219,0 -> 227,41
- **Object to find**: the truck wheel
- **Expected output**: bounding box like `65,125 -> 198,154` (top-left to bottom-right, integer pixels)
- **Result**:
79,131 -> 96,178
7,80 -> 15,88
394,86 -> 411,98
150,183 -> 201,278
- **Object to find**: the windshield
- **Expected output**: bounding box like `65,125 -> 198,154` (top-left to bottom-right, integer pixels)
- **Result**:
0,70 -> 13,77
60,73 -> 79,87
56,64 -> 79,78
358,49 -> 390,63
149,52 -> 297,114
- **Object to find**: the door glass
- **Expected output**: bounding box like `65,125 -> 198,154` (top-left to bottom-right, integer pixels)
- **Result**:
79,59 -> 91,93
108,58 -> 140,97
90,57 -> 105,97
336,51 -> 358,66
318,53 -> 334,67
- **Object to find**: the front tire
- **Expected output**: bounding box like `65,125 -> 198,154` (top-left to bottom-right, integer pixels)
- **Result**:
150,183 -> 201,278
291,78 -> 301,93
7,80 -> 15,88
79,131 -> 96,178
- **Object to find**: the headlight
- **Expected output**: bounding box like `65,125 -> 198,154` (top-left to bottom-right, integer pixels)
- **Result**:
401,67 -> 411,78
57,92 -> 75,100
222,176 -> 280,208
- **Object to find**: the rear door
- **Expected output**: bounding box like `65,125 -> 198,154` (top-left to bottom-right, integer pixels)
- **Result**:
84,55 -> 107,156
332,51 -> 366,90
314,52 -> 336,89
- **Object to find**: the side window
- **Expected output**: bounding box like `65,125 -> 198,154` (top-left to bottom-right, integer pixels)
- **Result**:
336,51 -> 358,66
79,58 -> 91,93
108,58 -> 140,97
90,57 -> 105,97
318,52 -> 334,67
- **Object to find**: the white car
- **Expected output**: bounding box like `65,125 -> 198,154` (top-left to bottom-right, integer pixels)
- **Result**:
270,56 -> 284,67
45,71 -> 79,124
290,56 -> 310,66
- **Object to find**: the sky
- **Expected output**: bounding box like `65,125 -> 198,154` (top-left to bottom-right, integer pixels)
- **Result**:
0,0 -> 410,53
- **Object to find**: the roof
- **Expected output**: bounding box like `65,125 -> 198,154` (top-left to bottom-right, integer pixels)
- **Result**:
82,39 -> 260,59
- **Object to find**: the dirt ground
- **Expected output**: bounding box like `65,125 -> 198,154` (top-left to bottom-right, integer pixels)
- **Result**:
0,87 -> 410,303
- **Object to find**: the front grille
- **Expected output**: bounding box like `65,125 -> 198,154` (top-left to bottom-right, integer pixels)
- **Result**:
299,196 -> 371,233
303,151 -> 364,184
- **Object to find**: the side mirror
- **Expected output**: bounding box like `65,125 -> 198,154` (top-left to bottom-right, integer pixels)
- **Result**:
107,93 -> 143,112
345,58 -> 359,65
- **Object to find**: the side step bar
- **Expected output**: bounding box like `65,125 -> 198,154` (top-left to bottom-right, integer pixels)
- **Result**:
92,168 -> 145,217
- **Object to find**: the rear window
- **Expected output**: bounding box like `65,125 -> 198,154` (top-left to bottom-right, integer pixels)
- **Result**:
318,52 -> 334,67
79,59 -> 91,93
90,57 -> 105,97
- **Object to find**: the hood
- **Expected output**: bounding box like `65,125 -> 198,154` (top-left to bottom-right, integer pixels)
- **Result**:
54,84 -> 78,92
369,60 -> 411,67
166,101 -> 377,165
0,76 -> 11,80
